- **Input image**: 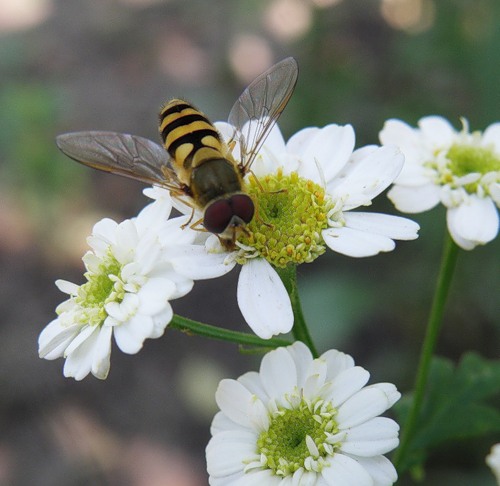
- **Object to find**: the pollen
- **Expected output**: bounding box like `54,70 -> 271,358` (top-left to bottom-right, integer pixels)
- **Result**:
256,397 -> 339,476
238,169 -> 331,268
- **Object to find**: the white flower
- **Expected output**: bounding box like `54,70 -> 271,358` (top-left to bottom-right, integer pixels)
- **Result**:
164,122 -> 419,339
206,341 -> 400,485
38,195 -> 195,380
487,444 -> 500,485
379,116 -> 500,250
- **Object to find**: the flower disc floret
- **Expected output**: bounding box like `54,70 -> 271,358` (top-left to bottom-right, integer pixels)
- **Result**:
238,169 -> 331,267
447,144 -> 500,178
71,254 -> 123,326
257,397 -> 338,476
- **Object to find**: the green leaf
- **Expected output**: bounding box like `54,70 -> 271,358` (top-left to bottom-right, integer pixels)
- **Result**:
395,352 -> 500,472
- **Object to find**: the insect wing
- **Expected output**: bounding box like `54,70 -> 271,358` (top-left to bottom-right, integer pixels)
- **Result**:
56,131 -> 171,186
227,57 -> 298,171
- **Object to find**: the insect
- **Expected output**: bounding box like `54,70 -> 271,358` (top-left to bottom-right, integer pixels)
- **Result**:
56,57 -> 298,249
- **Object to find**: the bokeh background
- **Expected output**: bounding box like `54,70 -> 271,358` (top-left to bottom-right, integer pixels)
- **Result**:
0,0 -> 499,484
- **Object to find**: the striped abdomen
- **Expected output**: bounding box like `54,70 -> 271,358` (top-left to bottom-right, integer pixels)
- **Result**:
159,99 -> 226,174
159,99 -> 243,207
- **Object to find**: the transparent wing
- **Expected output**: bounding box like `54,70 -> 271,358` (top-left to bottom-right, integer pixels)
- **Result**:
56,131 -> 174,186
227,57 -> 298,171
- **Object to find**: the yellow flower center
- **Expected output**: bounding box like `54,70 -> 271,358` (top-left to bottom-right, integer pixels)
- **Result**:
238,170 -> 332,268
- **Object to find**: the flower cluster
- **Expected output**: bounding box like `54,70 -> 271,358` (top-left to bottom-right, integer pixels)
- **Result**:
39,109 -> 499,484
380,116 -> 500,249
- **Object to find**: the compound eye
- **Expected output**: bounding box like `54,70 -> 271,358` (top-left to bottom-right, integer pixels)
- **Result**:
230,194 -> 254,224
203,200 -> 233,234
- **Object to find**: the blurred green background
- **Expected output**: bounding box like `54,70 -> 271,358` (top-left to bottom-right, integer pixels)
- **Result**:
0,0 -> 498,484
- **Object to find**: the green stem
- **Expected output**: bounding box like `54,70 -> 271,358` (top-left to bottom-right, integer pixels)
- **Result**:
276,265 -> 319,357
394,233 -> 460,472
170,314 -> 291,348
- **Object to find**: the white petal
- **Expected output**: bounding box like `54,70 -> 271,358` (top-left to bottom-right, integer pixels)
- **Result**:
322,226 -> 395,257
113,314 -> 154,354
208,471 -> 245,485
295,124 -> 356,185
286,341 -> 314,388
337,387 -> 398,429
206,430 -> 258,476
63,325 -> 105,381
328,145 -> 404,210
387,183 -> 441,213
113,220 -> 138,263
105,293 -> 139,322
292,470 -> 317,486
394,161 -> 432,187
488,182 -> 500,206
237,259 -> 293,338
379,119 -> 423,166
210,411 -> 241,435
303,359 -> 328,399
135,197 -> 172,233
353,455 -> 398,486
148,263 -> 194,299
55,279 -> 79,295
158,215 -> 198,246
321,349 -> 355,380
321,453 -> 373,485
259,121 -> 286,154
238,371 -> 268,402
215,379 -> 268,430
63,324 -> 98,356
481,122 -> 500,154
418,115 -> 457,148
171,245 -> 236,279
260,346 -> 297,404
286,126 -> 320,157
136,278 -> 176,315
90,325 -> 113,379
446,196 -> 499,249
82,251 -> 103,274
339,417 -> 400,456
38,318 -> 80,359
323,367 -> 370,406
87,218 -> 118,253
228,469 -> 279,486
343,213 -> 419,240
133,240 -> 162,275
367,383 -> 401,408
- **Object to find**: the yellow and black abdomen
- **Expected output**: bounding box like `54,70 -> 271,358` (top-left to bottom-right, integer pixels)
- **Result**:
159,99 -> 225,176
159,99 -> 244,208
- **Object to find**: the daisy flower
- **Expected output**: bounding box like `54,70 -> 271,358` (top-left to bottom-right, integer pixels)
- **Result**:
38,195 -> 195,380
206,341 -> 400,485
487,444 -> 500,485
379,116 -> 500,250
162,122 -> 419,339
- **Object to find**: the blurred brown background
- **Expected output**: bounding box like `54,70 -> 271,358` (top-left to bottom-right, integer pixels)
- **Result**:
0,0 -> 499,484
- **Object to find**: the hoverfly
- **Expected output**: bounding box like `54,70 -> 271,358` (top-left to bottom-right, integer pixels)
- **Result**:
56,57 -> 298,249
